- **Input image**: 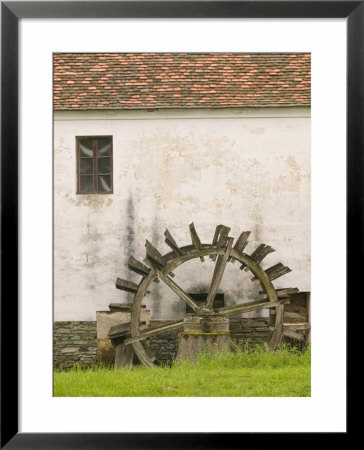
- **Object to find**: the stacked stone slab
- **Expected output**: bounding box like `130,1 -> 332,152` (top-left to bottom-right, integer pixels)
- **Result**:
53,321 -> 97,369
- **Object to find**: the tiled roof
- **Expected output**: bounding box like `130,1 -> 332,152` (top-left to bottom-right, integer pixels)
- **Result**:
53,53 -> 310,110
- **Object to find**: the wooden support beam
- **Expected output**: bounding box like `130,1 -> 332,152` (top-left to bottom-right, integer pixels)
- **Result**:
217,298 -> 289,317
155,268 -> 201,313
114,342 -> 134,370
189,222 -> 204,262
164,229 -> 183,255
124,320 -> 184,345
260,287 -> 299,299
230,231 -> 250,263
206,237 -> 234,309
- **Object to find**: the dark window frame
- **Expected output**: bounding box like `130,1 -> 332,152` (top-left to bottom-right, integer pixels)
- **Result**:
76,136 -> 113,194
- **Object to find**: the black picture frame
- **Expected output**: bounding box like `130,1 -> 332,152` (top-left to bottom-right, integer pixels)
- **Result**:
1,1 -> 357,448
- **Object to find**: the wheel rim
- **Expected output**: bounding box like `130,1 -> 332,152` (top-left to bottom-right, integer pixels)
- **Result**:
122,226 -> 293,368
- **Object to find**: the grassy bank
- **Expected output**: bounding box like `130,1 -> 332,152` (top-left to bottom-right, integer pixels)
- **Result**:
54,345 -> 310,397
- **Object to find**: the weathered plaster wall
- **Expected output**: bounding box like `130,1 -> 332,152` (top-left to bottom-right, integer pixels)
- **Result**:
54,107 -> 310,321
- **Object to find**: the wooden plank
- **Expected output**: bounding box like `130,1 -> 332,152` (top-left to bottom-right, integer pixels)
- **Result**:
267,264 -> 291,281
283,330 -> 305,341
109,322 -> 130,337
155,268 -> 201,312
211,224 -> 230,262
164,229 -> 183,255
211,224 -> 222,247
145,239 -> 166,269
115,278 -> 139,293
283,323 -> 310,331
260,288 -> 299,299
145,240 -> 175,278
141,341 -> 157,363
128,255 -> 151,277
217,298 -> 289,316
108,303 -> 146,312
189,222 -> 204,262
230,231 -> 250,263
272,306 -> 308,322
124,320 -> 184,345
241,244 -> 275,270
109,321 -> 147,340
252,263 -> 291,281
264,263 -> 284,276
283,311 -> 307,321
205,237 -> 233,308
114,342 -> 134,370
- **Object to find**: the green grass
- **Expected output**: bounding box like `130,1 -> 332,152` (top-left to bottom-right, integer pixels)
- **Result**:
53,345 -> 310,397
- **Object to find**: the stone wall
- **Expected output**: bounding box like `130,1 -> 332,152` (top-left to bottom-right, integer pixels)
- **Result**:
229,318 -> 269,348
53,319 -> 270,368
54,312 -> 309,368
149,321 -> 180,365
54,321 -> 97,369
148,318 -> 270,365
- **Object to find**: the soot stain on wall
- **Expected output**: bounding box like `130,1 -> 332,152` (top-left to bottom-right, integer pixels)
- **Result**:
125,192 -> 137,302
150,212 -> 162,317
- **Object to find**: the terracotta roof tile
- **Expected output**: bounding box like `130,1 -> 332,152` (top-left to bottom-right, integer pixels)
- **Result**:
53,53 -> 310,110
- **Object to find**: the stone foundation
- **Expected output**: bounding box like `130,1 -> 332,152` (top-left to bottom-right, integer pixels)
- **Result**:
229,317 -> 269,348
53,316 -> 295,368
149,322 -> 180,365
53,321 -> 97,369
148,318 -> 270,364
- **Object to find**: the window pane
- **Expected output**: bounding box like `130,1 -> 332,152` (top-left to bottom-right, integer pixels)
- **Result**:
98,175 -> 111,192
97,139 -> 111,156
79,140 -> 94,157
79,175 -> 94,193
80,158 -> 93,174
98,157 -> 110,174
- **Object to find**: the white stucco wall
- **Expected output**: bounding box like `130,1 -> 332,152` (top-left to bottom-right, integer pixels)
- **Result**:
53,107 -> 310,321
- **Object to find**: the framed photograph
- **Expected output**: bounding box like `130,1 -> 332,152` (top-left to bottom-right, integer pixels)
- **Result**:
1,1 -> 357,448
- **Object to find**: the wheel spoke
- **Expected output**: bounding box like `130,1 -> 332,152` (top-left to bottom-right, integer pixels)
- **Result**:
155,268 -> 201,312
205,237 -> 234,309
124,319 -> 183,345
216,298 -> 288,317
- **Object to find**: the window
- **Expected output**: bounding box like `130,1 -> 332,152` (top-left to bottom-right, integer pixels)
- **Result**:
76,136 -> 113,194
185,293 -> 224,313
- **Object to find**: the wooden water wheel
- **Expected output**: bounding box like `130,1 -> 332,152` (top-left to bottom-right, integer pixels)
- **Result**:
112,224 -> 298,368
